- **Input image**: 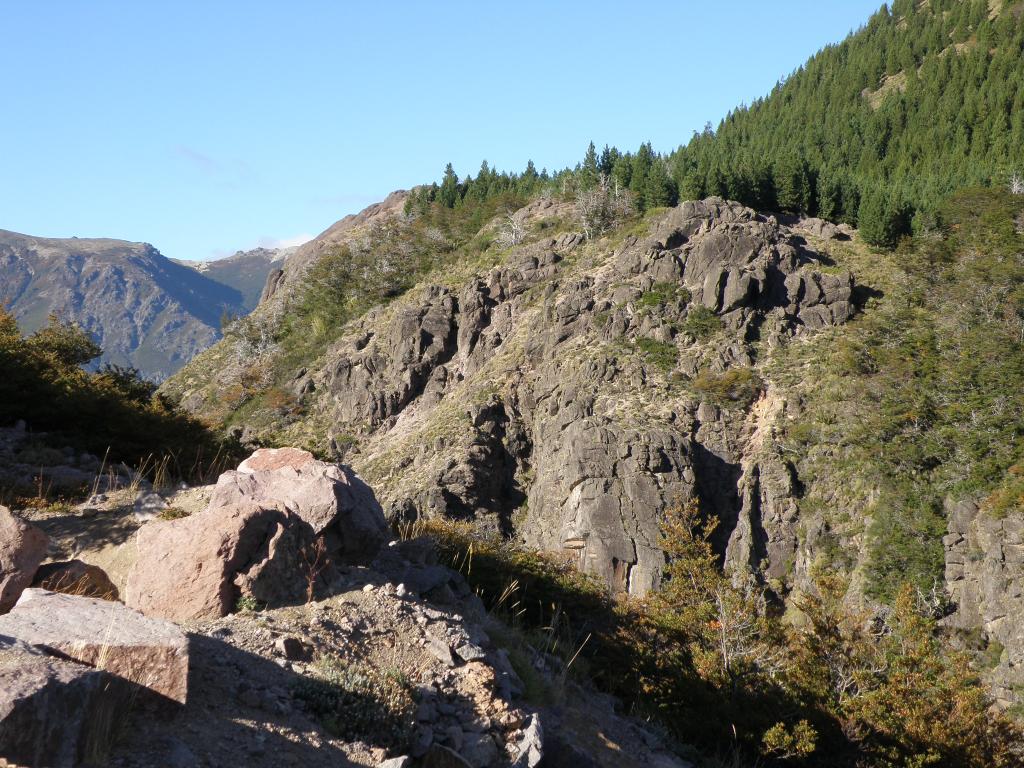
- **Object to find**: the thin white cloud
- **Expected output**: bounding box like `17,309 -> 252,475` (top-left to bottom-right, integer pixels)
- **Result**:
256,233 -> 313,249
173,145 -> 221,175
172,145 -> 254,188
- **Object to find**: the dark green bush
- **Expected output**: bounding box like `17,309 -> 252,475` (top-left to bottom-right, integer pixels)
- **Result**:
0,310 -> 224,479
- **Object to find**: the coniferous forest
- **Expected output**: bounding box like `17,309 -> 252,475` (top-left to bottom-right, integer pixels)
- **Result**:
415,0 -> 1024,247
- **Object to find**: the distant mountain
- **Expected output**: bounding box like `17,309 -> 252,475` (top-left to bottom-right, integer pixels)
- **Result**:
174,245 -> 294,314
0,229 -> 250,381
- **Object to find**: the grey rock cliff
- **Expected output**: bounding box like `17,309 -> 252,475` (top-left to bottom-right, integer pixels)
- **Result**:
943,500 -> 1024,707
175,197 -> 858,597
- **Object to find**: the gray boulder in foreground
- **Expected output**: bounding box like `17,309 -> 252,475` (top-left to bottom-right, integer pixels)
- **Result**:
0,639 -> 111,768
0,589 -> 189,704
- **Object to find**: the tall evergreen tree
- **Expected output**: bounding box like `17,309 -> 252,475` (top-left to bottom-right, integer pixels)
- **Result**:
438,163 -> 460,208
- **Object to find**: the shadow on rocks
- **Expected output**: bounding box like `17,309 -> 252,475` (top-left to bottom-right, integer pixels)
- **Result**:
108,632 -> 385,768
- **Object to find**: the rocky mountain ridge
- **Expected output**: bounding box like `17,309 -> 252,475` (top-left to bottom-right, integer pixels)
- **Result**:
174,246 -> 294,314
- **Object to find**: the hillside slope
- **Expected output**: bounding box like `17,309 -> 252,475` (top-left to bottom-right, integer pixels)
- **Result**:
165,183 -> 1024,716
166,196 -> 859,593
0,229 -> 245,380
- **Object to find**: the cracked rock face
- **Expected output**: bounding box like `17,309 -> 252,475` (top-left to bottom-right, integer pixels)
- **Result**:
943,500 -> 1024,707
175,198 -> 861,597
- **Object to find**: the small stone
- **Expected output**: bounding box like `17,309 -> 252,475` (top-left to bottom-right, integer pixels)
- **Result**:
395,583 -> 408,597
511,714 -> 543,768
379,758 -> 411,768
454,643 -> 486,663
133,490 -> 168,521
460,732 -> 499,768
274,636 -> 305,660
415,700 -> 437,721
426,635 -> 456,667
363,584 -> 375,593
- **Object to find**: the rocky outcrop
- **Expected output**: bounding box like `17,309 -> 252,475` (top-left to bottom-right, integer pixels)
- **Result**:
0,589 -> 189,704
169,198 -> 862,597
0,506 -> 48,613
943,500 -> 1024,707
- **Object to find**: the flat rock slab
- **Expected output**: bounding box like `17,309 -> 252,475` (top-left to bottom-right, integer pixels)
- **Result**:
0,589 -> 189,704
0,639 -> 109,768
0,505 -> 48,613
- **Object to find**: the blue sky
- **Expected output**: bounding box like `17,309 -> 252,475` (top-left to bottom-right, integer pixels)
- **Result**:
1,1 -> 883,261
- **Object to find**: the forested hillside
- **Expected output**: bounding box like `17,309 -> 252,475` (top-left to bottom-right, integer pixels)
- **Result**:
410,0 -> 1024,247
671,0 -> 1024,244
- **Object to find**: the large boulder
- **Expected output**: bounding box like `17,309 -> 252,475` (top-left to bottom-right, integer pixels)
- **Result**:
208,447 -> 388,562
0,639 -> 111,768
124,501 -> 322,621
0,505 -> 48,613
0,589 -> 189,704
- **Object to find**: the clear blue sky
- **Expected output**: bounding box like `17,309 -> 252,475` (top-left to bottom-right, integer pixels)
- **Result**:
1,1 -> 882,261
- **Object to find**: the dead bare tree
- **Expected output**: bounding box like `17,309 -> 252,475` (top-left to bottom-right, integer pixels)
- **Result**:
575,173 -> 632,240
497,208 -> 527,247
1011,172 -> 1024,195
300,537 -> 330,603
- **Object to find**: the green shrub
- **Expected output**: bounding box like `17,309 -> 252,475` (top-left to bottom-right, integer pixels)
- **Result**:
692,367 -> 761,407
635,337 -> 678,373
292,656 -> 414,748
683,305 -> 722,339
0,311 -> 225,480
418,507 -> 1022,767
636,282 -> 691,313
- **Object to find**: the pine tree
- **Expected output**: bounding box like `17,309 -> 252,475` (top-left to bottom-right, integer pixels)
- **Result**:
580,141 -> 600,190
858,188 -> 909,247
645,159 -> 677,209
438,163 -> 460,208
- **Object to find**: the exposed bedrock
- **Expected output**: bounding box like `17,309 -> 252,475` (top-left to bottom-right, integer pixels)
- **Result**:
274,200 -> 860,595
